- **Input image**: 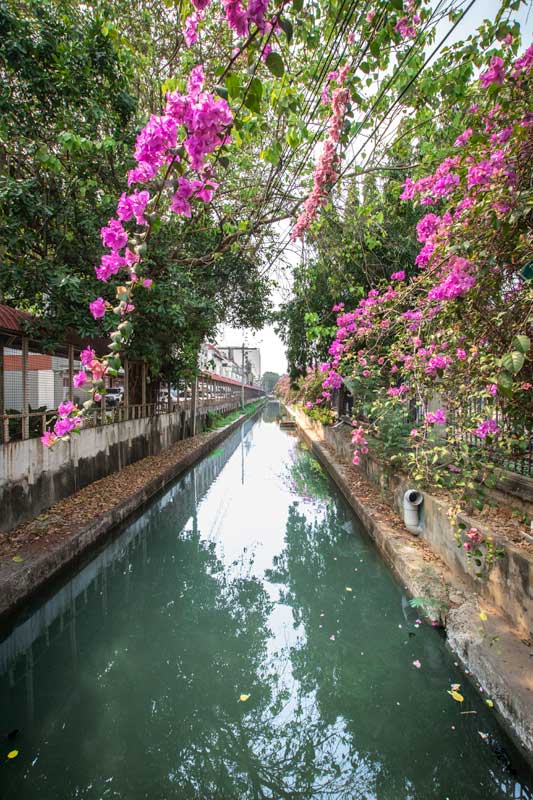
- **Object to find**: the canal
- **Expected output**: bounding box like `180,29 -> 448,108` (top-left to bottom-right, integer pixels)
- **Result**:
1,402 -> 532,799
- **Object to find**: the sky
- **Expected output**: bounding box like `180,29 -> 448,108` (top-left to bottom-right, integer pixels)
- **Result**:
219,0 -> 533,377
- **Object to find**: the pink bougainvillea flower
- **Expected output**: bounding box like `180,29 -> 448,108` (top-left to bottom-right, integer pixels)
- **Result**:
54,416 -> 77,437
473,418 -> 500,439
41,431 -> 57,448
480,56 -> 506,88
426,408 -> 446,425
95,252 -> 125,282
454,127 -> 473,147
80,347 -> 96,366
101,219 -> 128,251
58,401 -> 75,417
73,371 -> 87,388
391,270 -> 406,281
89,297 -> 107,319
466,527 -> 483,544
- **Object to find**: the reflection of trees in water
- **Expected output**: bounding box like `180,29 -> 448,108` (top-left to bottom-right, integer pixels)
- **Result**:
137,529 -> 375,800
261,400 -> 282,424
1,511 -> 373,800
267,496 -> 528,800
284,443 -> 331,501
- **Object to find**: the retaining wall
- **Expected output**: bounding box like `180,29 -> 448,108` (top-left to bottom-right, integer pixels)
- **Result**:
291,406 -> 533,640
0,407 -> 216,533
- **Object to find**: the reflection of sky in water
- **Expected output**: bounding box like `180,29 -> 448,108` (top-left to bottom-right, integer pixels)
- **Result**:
0,402 -> 532,800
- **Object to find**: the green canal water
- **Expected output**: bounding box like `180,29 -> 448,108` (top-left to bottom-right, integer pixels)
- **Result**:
1,402 -> 532,799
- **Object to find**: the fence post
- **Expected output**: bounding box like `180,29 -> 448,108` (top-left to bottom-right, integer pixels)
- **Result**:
141,361 -> 146,417
68,344 -> 74,403
191,377 -> 198,436
123,358 -> 129,420
22,336 -> 29,440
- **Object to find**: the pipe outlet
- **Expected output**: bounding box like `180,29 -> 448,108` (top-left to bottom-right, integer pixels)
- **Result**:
403,489 -> 424,536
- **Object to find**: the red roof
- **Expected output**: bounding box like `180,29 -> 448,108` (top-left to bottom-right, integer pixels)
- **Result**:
0,304 -> 109,355
199,370 -> 259,391
0,304 -> 33,333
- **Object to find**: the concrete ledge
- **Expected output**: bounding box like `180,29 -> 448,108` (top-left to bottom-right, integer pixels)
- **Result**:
291,406 -> 533,763
0,403 -> 265,621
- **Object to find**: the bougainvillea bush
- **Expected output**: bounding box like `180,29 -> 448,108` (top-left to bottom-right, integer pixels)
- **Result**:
274,369 -> 336,424
34,0 -> 531,454
319,44 -> 532,498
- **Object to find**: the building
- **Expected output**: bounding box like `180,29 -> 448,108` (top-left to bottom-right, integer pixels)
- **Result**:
217,346 -> 261,386
199,342 -> 243,382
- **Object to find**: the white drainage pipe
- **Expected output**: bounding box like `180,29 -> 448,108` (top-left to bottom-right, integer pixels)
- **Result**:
403,489 -> 424,536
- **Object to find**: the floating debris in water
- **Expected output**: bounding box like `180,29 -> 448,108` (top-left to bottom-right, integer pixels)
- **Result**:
345,587 -> 353,592
239,694 -> 250,702
448,688 -> 464,703
7,750 -> 18,759
329,635 -> 336,641
412,660 -> 422,669
486,699 -> 494,708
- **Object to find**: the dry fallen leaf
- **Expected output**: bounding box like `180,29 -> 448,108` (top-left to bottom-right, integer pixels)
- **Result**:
239,694 -> 250,702
448,690 -> 464,703
7,750 -> 18,759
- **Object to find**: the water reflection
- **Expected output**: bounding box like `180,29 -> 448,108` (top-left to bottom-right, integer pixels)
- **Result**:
0,404 -> 532,799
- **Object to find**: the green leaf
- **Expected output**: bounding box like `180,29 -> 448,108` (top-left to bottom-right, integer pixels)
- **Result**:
225,73 -> 241,99
278,18 -> 293,44
265,52 -> 284,78
370,40 -> 380,58
293,0 -> 303,10
497,370 -> 513,390
244,78 -> 263,113
501,351 -> 525,374
513,335 -> 530,354
215,85 -> 228,100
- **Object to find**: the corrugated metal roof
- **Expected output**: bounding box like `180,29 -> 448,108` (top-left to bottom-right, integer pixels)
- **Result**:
199,370 -> 259,391
0,304 -> 33,333
0,304 -> 109,356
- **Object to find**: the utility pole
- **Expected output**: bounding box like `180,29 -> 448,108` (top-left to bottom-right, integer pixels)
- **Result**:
241,341 -> 245,410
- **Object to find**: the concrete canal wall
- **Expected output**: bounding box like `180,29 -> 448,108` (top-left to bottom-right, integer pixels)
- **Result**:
0,406 -> 224,533
290,404 -> 533,762
0,402 -> 266,621
291,405 -> 533,640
